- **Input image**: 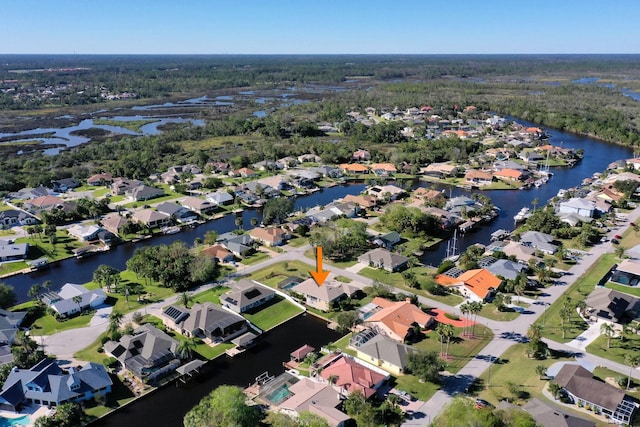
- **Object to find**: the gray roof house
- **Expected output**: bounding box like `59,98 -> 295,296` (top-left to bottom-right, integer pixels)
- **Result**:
559,198 -> 596,218
0,359 -> 112,411
219,234 -> 254,257
552,364 -> 638,425
354,334 -> 416,376
585,288 -> 640,323
291,279 -> 359,312
0,309 -> 26,346
162,302 -> 248,343
103,324 -> 180,383
156,202 -> 198,223
42,283 -> 107,318
206,191 -> 234,206
0,209 -> 39,229
221,279 -> 276,313
357,248 -> 410,272
125,184 -> 164,202
524,398 -> 595,427
0,242 -> 29,262
181,196 -> 216,215
485,259 -> 526,281
519,231 -> 558,255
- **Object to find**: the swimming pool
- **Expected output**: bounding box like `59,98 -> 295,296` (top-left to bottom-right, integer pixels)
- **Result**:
264,384 -> 292,404
0,415 -> 30,427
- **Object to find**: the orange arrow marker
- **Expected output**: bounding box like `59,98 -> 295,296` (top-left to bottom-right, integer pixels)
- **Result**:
309,246 -> 330,287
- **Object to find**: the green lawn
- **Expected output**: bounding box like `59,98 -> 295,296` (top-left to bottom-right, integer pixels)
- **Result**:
75,332 -> 109,364
393,374 -> 441,402
303,248 -> 358,268
31,311 -> 93,336
539,253 -> 616,343
240,251 -> 271,265
286,236 -> 308,247
606,281 -> 640,297
191,286 -> 231,305
328,333 -> 357,357
243,296 -> 304,331
83,374 -> 137,419
248,260 -> 313,288
414,325 -> 493,374
479,304 -> 521,322
93,118 -> 157,132
474,343 -> 575,406
93,187 -> 111,198
586,333 -> 640,367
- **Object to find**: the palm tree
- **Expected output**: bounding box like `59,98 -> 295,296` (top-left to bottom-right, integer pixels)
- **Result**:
235,216 -> 243,231
548,382 -> 562,400
535,364 -> 547,380
250,217 -> 258,228
459,302 -> 471,337
600,322 -> 616,349
28,283 -> 41,304
625,353 -> 640,390
470,301 -> 482,336
177,338 -> 197,361
527,324 -> 544,344
180,292 -> 192,308
436,323 -> 454,358
108,310 -> 124,338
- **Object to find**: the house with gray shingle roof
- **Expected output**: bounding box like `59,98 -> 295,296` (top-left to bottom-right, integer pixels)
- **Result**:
221,280 -> 275,314
519,231 -> 558,255
0,359 -> 112,411
0,309 -> 26,346
358,248 -> 410,272
291,279 -> 359,312
354,334 -> 416,375
162,302 -> 248,343
103,324 -> 180,383
485,259 -> 526,281
0,242 -> 29,262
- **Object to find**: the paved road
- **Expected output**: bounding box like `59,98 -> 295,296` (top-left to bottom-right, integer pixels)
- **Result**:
36,206 -> 640,424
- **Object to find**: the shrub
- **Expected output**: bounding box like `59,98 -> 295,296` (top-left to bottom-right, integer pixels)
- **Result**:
444,312 -> 460,321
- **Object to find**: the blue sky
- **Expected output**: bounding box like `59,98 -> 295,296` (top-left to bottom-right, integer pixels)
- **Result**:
2,0 -> 639,54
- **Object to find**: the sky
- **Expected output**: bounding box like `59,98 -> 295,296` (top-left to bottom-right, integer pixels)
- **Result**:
1,0 -> 639,55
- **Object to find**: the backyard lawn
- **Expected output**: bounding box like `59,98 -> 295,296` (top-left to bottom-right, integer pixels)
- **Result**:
479,304 -> 521,322
240,250 -> 271,265
31,311 -> 94,336
191,286 -> 231,305
586,333 -> 640,367
248,260 -> 313,288
243,296 -> 304,331
539,253 -> 616,343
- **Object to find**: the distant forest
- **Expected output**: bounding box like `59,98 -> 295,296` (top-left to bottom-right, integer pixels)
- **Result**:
1,54 -> 640,193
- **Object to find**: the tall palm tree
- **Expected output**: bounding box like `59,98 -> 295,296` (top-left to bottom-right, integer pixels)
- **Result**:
459,302 -> 471,337
108,310 -> 124,338
469,301 -> 483,337
72,295 -> 83,314
625,353 -> 640,390
527,324 -> 544,344
28,283 -> 41,304
600,322 -> 616,349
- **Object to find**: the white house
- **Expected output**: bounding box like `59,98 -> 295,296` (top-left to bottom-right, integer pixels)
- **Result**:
67,224 -> 103,242
558,198 -> 596,218
42,283 -> 107,318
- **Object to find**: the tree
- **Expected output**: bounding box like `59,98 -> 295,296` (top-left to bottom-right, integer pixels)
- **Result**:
625,353 -> 640,390
0,284 -> 17,309
235,216 -> 243,231
535,364 -> 547,379
93,264 -> 120,291
336,311 -> 361,334
308,218 -> 369,261
177,338 -> 197,361
342,390 -> 376,427
527,324 -> 543,344
469,301 -> 483,337
183,385 -> 260,427
406,351 -> 446,383
262,197 -> 295,225
72,295 -> 83,314
600,322 -> 616,349
459,302 -> 471,337
181,292 -> 192,308
108,310 -> 123,338
203,230 -> 218,245
28,283 -> 42,303
548,382 -> 562,400
436,323 -> 455,358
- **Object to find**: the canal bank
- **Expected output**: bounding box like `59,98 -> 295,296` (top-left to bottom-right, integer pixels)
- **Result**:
91,314 -> 342,427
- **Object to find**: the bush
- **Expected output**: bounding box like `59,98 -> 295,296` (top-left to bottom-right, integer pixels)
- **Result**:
444,312 -> 460,321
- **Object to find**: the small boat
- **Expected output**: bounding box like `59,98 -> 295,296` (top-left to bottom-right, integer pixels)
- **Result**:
162,226 -> 181,235
26,257 -> 49,271
514,207 -> 531,222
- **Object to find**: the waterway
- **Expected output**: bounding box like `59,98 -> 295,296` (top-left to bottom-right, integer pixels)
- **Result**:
418,119 -> 633,265
4,183 -> 367,303
92,314 -> 341,427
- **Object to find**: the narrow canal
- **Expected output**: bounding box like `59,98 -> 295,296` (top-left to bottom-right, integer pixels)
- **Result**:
92,314 -> 341,427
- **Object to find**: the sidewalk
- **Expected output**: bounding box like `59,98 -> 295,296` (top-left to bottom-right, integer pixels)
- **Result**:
564,318 -> 604,351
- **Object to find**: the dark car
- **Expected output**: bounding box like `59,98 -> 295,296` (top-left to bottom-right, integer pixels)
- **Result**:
475,399 -> 491,409
612,238 -> 620,244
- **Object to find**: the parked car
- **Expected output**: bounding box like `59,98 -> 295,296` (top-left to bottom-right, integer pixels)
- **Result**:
614,234 -> 622,239
612,238 -> 620,245
475,398 -> 491,409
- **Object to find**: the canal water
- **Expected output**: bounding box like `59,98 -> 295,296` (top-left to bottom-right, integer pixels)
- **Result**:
92,314 -> 341,427
4,183 -> 367,303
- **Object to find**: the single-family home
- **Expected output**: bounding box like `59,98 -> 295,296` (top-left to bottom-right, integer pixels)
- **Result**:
201,245 -> 235,263
559,198 -> 596,218
51,178 -> 80,192
100,213 -> 129,236
297,154 -> 322,163
584,288 -> 640,323
66,224 -> 103,242
0,309 -> 26,346
520,231 -> 558,255
87,172 -> 113,186
24,195 -> 64,211
110,178 -> 144,196
437,269 -> 501,302
221,279 -> 276,313
41,283 -> 107,318
494,168 -> 525,182
358,248 -> 410,272
317,353 -> 388,398
0,359 -> 112,411
339,164 -> 369,175
125,184 -> 164,202
464,170 -> 494,186
181,196 -> 216,215
219,233 -> 254,257
250,227 -> 290,246
372,231 -> 402,249
500,241 -> 541,265
0,209 -> 39,229
276,377 -> 351,427
524,398 -> 595,427
366,184 -> 406,202
370,163 -> 397,176
156,202 -> 198,223
229,167 -> 256,178
355,333 -> 417,375
206,191 -> 234,206
421,163 -> 459,178
162,302 -> 248,342
131,209 -> 171,228
364,297 -> 435,343
611,259 -> 640,286
625,158 -> 640,171
291,279 -> 359,312
342,194 -> 377,209
552,364 -> 638,425
485,259 -> 527,281
0,241 -> 29,262
103,324 -> 181,383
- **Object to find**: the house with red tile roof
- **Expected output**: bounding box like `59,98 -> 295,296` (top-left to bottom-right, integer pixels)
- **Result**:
364,297 -> 435,342
494,168 -> 525,182
87,172 -> 113,186
352,149 -> 370,161
317,354 -> 388,399
229,167 -> 256,178
342,194 -> 377,209
370,163 -> 397,176
201,244 -> 235,263
436,269 -> 501,302
339,163 -> 369,174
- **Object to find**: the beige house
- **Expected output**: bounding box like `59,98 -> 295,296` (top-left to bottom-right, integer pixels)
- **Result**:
290,279 -> 359,312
